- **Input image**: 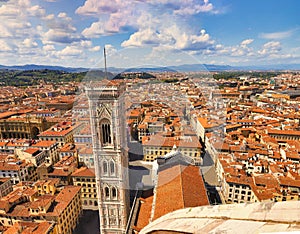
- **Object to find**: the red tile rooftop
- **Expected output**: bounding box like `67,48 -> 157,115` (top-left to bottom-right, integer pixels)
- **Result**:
53,156 -> 77,168
38,127 -> 73,137
32,140 -> 57,147
153,164 -> 209,220
0,160 -> 27,171
142,134 -> 201,148
4,221 -> 54,234
23,148 -> 40,155
71,167 -> 95,177
133,195 -> 154,232
254,174 -> 279,189
279,176 -> 300,188
58,143 -> 77,152
29,195 -> 54,209
48,168 -> 70,176
77,146 -> 93,154
268,129 -> 300,136
0,111 -> 18,120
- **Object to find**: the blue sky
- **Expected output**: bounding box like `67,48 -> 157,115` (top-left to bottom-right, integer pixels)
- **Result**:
0,0 -> 299,68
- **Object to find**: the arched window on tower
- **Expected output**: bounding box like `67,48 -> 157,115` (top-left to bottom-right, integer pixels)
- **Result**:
104,186 -> 110,199
112,187 -> 117,199
103,160 -> 108,175
99,119 -> 112,146
110,160 -> 115,175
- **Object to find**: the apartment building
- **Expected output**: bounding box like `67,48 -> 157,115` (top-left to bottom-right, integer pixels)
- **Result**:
142,133 -> 202,164
71,167 -> 98,210
31,140 -> 59,165
38,121 -> 81,147
0,185 -> 82,234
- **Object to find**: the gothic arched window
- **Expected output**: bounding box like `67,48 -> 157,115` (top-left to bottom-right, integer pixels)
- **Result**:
104,187 -> 110,199
99,119 -> 112,145
110,160 -> 115,175
112,187 -> 117,199
103,160 -> 108,175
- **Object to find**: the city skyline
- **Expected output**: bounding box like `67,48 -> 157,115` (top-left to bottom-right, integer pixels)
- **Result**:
0,0 -> 299,68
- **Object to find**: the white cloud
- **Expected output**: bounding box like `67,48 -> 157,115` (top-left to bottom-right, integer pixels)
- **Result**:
104,44 -> 117,54
258,41 -> 282,56
137,0 -> 214,15
0,4 -> 19,17
76,0 -> 127,15
122,25 -> 215,54
121,28 -> 161,47
82,22 -> 106,38
89,46 -> 101,52
0,25 -> 13,38
43,44 -> 55,51
173,0 -> 214,15
22,38 -> 38,48
241,39 -> 254,47
77,0 -> 215,37
42,26 -> 83,44
260,29 -> 297,40
208,39 -> 255,57
0,40 -> 13,52
57,46 -> 83,56
80,40 -> 92,48
28,5 -> 46,17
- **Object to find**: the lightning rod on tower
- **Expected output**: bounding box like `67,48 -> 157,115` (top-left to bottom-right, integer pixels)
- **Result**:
104,46 -> 108,79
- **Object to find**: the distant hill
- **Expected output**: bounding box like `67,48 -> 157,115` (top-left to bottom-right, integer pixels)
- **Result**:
0,64 -> 89,73
1,63 -> 300,73
113,72 -> 156,80
170,64 -> 234,72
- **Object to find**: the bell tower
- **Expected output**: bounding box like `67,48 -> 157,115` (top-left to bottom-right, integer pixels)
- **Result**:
86,79 -> 129,233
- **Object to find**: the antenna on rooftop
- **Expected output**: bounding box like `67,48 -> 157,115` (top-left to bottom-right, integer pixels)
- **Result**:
104,46 -> 108,79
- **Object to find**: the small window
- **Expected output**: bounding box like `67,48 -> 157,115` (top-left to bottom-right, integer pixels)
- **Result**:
112,187 -> 117,199
110,160 -> 115,175
104,187 -> 109,198
103,161 -> 108,174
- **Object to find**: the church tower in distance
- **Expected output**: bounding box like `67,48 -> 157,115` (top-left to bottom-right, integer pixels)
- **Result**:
86,79 -> 129,234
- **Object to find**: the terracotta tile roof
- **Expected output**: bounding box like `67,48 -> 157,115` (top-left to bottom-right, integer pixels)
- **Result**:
143,134 -> 201,149
71,167 -> 95,177
24,148 -> 40,155
286,151 -> 300,160
0,160 -> 27,171
279,176 -> 300,188
268,129 -> 300,136
47,186 -> 81,216
0,111 -> 18,120
4,221 -> 54,234
213,142 -> 230,151
226,175 -> 253,186
32,140 -> 57,147
153,164 -> 209,220
33,178 -> 60,187
252,187 -> 275,201
77,146 -> 93,155
48,168 -> 70,176
0,141 -> 8,147
134,195 -> 154,231
29,195 -> 54,209
9,203 -> 31,217
253,174 -> 279,189
58,143 -> 77,152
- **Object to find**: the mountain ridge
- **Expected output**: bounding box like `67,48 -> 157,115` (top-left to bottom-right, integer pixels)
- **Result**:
1,63 -> 300,72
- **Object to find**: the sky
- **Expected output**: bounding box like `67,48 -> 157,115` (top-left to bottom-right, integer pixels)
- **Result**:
0,0 -> 299,68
